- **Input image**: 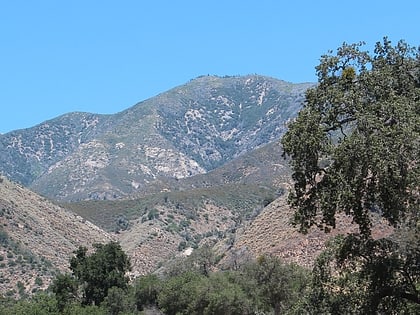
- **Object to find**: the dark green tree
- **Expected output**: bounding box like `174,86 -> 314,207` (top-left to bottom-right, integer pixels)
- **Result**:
102,286 -> 135,315
282,38 -> 419,312
157,271 -> 205,315
201,272 -> 253,315
157,271 -> 253,315
0,293 -> 59,315
50,273 -> 78,311
238,255 -> 309,315
133,274 -> 161,310
69,241 -> 131,306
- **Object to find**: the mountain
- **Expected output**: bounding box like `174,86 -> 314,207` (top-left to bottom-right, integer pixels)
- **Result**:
0,75 -> 313,201
0,74 -> 328,293
0,176 -> 112,297
62,140 -> 290,275
0,143 -> 287,292
0,74 -> 395,297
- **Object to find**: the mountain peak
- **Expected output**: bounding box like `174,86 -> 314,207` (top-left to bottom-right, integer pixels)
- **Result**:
0,75 -> 314,201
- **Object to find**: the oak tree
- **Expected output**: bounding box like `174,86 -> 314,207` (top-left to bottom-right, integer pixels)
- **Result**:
282,38 -> 419,312
69,241 -> 131,306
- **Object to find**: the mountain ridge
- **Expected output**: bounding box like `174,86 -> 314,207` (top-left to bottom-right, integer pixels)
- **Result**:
0,75 -> 313,201
0,75 -> 396,299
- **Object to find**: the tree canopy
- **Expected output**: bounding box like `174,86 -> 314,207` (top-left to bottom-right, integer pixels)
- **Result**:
69,241 -> 131,306
282,37 -> 419,236
282,38 -> 419,312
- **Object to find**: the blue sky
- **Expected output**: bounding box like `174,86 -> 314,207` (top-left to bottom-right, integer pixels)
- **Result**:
1,1 -> 418,133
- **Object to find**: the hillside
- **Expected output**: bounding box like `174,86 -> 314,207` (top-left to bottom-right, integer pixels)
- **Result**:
0,74 -> 316,294
0,176 -> 112,297
222,195 -> 395,270
0,75 -> 313,201
61,139 -> 290,274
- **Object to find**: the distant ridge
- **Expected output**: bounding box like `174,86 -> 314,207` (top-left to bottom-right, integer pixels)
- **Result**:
0,75 -> 313,201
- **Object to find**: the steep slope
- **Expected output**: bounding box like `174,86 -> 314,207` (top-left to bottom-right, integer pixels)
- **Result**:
61,140 -> 291,274
0,112 -> 112,186
221,195 -> 395,269
125,139 -> 291,199
64,181 -> 281,275
0,75 -> 313,201
0,176 -> 112,297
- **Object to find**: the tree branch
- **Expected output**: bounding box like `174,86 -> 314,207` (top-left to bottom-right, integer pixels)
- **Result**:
323,117 -> 356,132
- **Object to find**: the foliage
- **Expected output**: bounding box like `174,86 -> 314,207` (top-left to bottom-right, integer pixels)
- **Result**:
198,272 -> 253,315
0,293 -> 59,315
282,38 -> 420,312
133,274 -> 161,310
300,235 -> 420,314
157,271 -> 204,315
157,253 -> 309,315
237,255 -> 310,315
69,241 -> 131,306
0,247 -> 310,314
157,271 -> 254,315
102,286 -> 135,315
50,273 -> 78,311
282,37 -> 419,236
164,243 -> 217,277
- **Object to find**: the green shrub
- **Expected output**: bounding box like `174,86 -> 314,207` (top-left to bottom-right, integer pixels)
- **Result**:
35,277 -> 43,286
147,209 -> 159,220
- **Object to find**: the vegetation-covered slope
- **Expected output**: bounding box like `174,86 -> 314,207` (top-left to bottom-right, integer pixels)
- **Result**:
0,176 -> 112,297
0,75 -> 312,201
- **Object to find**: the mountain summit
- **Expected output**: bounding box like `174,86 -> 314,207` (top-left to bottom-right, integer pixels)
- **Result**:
0,75 -> 313,201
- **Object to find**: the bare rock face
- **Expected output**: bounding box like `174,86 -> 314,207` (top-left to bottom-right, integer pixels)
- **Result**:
0,75 -> 313,201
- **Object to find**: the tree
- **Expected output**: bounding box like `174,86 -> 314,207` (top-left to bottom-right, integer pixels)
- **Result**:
304,235 -> 420,314
238,255 -> 309,315
69,241 -> 131,306
201,272 -> 253,315
157,271 -> 253,315
281,38 -> 419,312
164,244 -> 217,277
50,273 -> 78,311
0,293 -> 59,315
133,274 -> 161,310
157,271 -> 205,315
102,286 -> 135,315
190,244 -> 217,276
